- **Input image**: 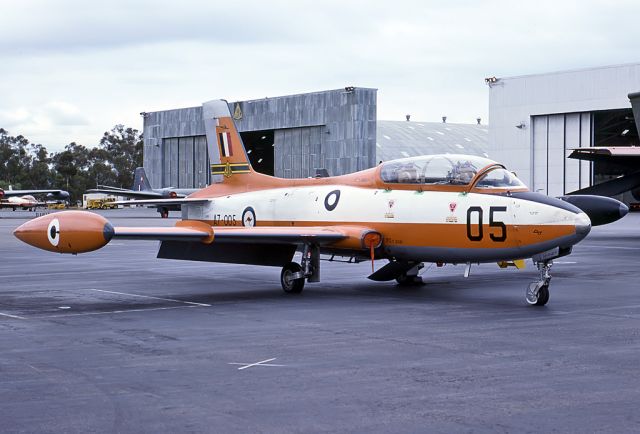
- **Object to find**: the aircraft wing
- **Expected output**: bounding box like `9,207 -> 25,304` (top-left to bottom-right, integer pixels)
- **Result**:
112,197 -> 210,206
207,226 -> 348,245
2,189 -> 66,198
86,188 -> 167,199
13,212 -> 377,255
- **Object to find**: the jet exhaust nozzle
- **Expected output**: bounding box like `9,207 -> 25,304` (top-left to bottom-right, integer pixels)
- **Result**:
13,211 -> 114,254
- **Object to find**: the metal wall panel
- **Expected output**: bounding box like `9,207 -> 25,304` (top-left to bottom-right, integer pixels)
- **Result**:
580,113 -> 592,188
547,115 -> 565,197
564,113 -> 581,193
194,135 -> 209,188
532,116 -> 548,193
178,137 -> 193,188
532,113 -> 594,195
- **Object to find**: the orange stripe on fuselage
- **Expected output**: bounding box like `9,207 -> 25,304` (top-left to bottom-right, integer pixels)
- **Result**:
201,220 -> 576,250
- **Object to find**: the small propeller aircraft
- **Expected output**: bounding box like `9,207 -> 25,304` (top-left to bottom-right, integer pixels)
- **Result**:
13,100 -> 626,306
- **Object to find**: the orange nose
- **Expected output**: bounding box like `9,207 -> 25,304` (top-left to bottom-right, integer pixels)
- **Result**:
13,211 -> 114,254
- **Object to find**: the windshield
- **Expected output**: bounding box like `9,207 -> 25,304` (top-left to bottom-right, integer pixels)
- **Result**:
380,154 -> 496,185
475,168 -> 526,189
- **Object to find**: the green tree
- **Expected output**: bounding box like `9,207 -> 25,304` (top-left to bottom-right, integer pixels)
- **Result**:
99,125 -> 143,189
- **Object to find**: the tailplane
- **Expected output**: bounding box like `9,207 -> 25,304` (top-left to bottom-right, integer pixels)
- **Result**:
202,100 -> 255,183
132,167 -> 153,191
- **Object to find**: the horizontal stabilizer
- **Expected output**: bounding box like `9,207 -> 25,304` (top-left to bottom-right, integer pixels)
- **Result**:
567,170 -> 640,197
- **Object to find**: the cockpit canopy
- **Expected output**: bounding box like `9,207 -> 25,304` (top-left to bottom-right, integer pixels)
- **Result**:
379,154 -> 526,189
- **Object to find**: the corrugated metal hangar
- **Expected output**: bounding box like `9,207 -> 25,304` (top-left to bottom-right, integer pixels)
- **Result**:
488,62 -> 640,202
142,88 -> 489,189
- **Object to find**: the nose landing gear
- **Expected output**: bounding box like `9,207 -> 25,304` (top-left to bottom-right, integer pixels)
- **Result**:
526,261 -> 552,306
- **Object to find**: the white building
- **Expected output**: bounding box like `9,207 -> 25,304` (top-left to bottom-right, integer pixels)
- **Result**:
488,63 -> 640,198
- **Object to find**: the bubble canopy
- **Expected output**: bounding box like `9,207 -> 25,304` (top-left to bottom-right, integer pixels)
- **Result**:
379,154 -> 526,188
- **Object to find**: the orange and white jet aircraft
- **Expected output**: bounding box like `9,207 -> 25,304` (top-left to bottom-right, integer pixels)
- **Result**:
15,100 -> 607,306
1,195 -> 44,211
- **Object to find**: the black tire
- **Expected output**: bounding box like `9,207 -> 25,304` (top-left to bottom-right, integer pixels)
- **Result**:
534,285 -> 550,306
281,262 -> 305,294
395,273 -> 423,286
396,273 -> 411,285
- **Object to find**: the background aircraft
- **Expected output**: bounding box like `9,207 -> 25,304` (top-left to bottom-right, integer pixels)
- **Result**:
0,187 -> 69,201
0,195 -> 44,211
14,100 -> 628,307
0,187 -> 68,211
86,167 -> 198,217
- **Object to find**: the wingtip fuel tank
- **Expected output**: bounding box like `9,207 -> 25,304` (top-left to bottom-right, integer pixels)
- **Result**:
13,211 -> 114,254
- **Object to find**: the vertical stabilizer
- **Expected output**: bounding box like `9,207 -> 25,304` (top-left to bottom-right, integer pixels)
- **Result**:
202,100 -> 253,182
132,167 -> 152,191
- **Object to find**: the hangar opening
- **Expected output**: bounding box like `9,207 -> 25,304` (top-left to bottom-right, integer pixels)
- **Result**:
593,108 -> 640,201
239,129 -> 275,176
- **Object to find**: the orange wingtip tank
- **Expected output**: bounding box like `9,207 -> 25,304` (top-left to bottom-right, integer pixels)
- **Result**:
13,211 -> 114,254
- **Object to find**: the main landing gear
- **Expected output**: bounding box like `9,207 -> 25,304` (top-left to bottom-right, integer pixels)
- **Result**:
526,261 -> 552,306
280,243 -> 320,294
395,262 -> 424,286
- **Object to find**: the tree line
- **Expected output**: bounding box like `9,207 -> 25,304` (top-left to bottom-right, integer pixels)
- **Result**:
0,126 -> 143,202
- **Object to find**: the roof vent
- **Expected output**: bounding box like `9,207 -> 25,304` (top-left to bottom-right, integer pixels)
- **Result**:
442,116 -> 447,123
406,114 -> 411,121
476,118 -> 481,125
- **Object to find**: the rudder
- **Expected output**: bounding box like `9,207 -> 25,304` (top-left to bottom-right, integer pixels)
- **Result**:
202,100 -> 253,181
132,167 -> 152,191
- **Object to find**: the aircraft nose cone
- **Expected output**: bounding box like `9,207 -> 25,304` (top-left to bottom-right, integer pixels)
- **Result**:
619,203 -> 629,219
574,212 -> 591,239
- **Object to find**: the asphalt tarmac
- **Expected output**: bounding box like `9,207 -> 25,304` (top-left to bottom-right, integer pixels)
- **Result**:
1,208 -> 639,433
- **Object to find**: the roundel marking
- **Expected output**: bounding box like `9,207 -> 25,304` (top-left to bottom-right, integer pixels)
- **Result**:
242,207 -> 256,227
324,190 -> 341,212
47,218 -> 60,247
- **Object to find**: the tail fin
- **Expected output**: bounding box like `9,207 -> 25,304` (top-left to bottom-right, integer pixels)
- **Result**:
202,100 -> 253,181
132,167 -> 152,191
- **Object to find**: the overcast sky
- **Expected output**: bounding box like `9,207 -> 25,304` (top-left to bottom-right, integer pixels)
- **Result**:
1,0 -> 639,151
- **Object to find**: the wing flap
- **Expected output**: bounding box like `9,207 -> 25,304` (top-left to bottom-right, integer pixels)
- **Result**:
212,226 -> 348,245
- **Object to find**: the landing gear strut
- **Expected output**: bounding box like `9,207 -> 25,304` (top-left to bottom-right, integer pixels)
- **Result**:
395,262 -> 424,286
526,261 -> 552,306
280,243 -> 320,294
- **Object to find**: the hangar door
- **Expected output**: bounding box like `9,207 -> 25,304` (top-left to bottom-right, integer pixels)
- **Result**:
161,136 -> 209,189
274,126 -> 325,178
531,113 -> 592,196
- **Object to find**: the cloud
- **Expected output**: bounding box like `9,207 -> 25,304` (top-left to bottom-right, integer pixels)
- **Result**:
0,101 -> 91,147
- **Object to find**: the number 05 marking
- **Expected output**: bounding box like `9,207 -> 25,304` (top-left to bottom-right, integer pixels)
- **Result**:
466,206 -> 507,242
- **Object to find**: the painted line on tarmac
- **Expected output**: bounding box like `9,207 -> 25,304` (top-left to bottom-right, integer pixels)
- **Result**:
228,358 -> 286,370
84,288 -> 211,307
0,312 -> 27,320
40,305 -> 201,318
581,245 -> 640,250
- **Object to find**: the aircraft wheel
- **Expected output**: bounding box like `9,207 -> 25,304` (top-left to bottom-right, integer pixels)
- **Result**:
395,273 -> 423,286
281,262 -> 305,294
526,283 -> 549,306
536,285 -> 550,306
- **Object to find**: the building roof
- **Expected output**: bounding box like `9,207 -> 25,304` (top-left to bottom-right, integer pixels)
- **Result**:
376,120 -> 489,162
